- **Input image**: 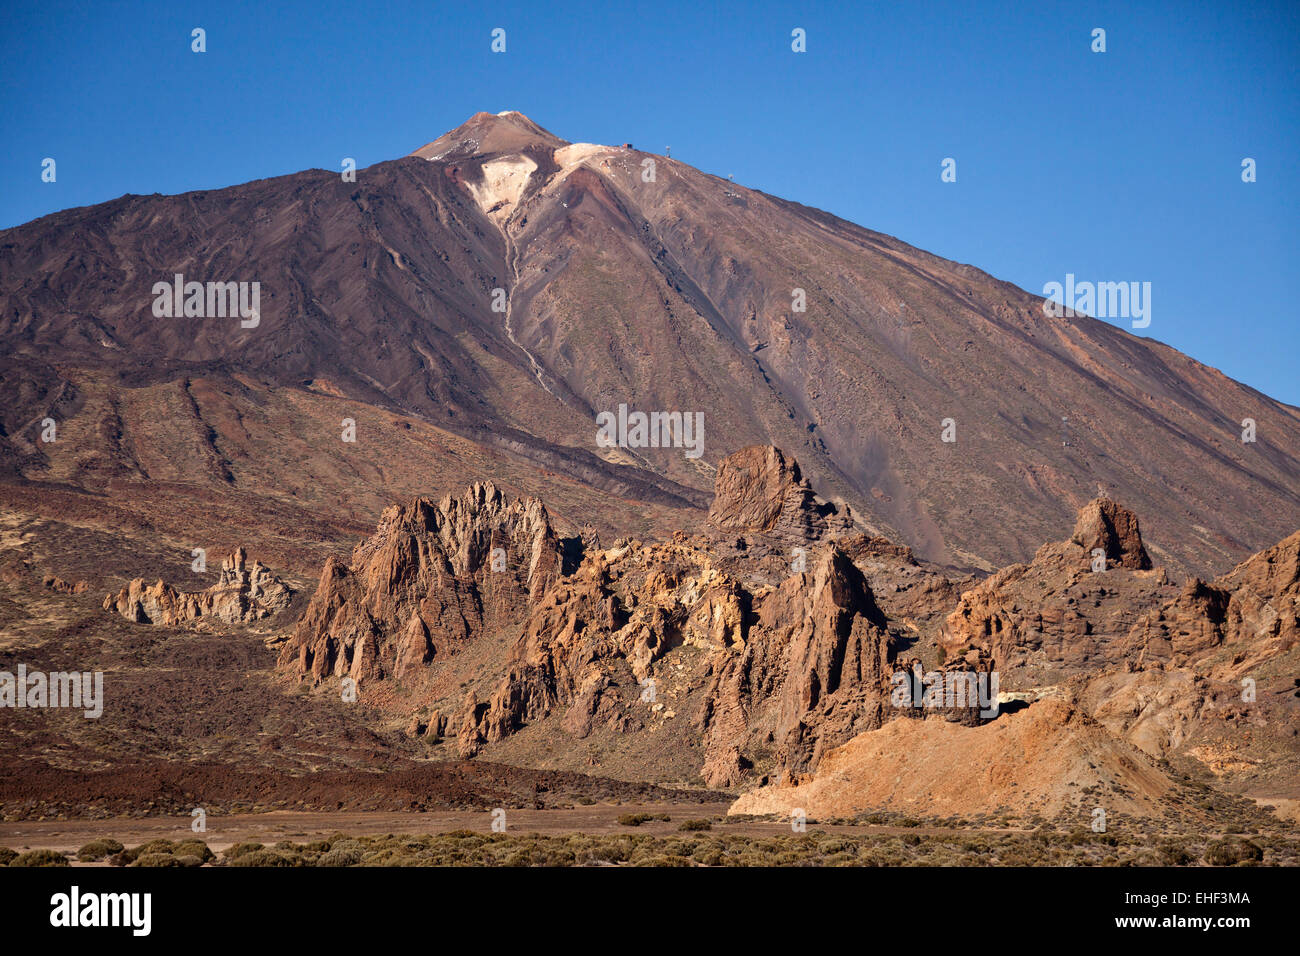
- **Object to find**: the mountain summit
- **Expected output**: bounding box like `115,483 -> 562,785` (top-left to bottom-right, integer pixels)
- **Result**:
410,110 -> 569,161
0,113 -> 1297,575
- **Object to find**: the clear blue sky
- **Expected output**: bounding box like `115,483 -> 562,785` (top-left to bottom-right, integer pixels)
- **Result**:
2,0 -> 1296,403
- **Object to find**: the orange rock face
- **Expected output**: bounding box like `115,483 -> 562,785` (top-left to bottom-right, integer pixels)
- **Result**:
454,536 -> 893,786
279,447 -> 906,786
279,482 -> 562,685
706,444 -> 853,544
1070,498 -> 1152,571
1129,529 -> 1300,672
940,498 -> 1174,686
275,449 -> 1300,806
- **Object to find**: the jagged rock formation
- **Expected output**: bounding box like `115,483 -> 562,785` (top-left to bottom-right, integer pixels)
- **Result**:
276,447 -> 1300,806
455,537 -> 750,762
456,535 -> 893,787
732,520 -> 1300,818
1127,529 -> 1299,670
930,502 -> 1300,803
103,547 -> 292,625
838,532 -> 971,635
1083,529 -> 1300,768
278,446 -> 904,786
451,446 -> 897,785
278,482 -> 563,684
700,547 -> 893,784
43,575 -> 88,594
940,498 -> 1175,686
1070,498 -> 1152,571
707,445 -> 853,544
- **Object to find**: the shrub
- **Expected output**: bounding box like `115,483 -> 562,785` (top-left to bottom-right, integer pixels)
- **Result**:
173,840 -> 215,863
76,838 -> 125,862
115,839 -> 178,864
635,855 -> 693,867
1157,840 -> 1195,866
10,849 -> 68,867
318,847 -> 363,867
223,842 -> 265,861
1204,838 -> 1264,866
0,847 -> 16,866
130,853 -> 185,867
679,819 -> 712,832
618,813 -> 654,827
227,849 -> 299,867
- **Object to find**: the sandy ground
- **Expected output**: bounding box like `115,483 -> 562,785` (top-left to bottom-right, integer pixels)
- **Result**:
0,806 -> 1027,860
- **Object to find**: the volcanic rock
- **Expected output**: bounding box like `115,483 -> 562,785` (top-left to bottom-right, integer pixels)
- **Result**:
1071,498 -> 1152,570
103,547 -> 292,626
457,533 -> 894,786
1127,529 -> 1300,671
5,111 -> 1298,580
728,697 -> 1178,819
940,498 -> 1174,686
278,482 -> 563,685
707,445 -> 853,544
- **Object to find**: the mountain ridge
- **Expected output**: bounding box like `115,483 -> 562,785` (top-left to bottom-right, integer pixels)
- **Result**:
2,111 -> 1298,577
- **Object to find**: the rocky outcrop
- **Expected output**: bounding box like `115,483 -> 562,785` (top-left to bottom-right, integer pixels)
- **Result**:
103,547 -> 292,626
700,547 -> 892,784
729,525 -> 1300,821
44,575 -> 88,594
278,448 -> 961,786
1127,529 -> 1299,672
941,498 -> 1174,686
838,532 -> 969,633
455,537 -> 747,757
1070,498 -> 1152,570
1081,530 -> 1300,780
278,482 -> 563,685
456,533 -> 894,787
707,445 -> 853,545
729,697 -> 1178,820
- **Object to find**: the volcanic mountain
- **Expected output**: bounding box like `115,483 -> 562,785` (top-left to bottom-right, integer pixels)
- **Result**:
1,109 -> 1298,579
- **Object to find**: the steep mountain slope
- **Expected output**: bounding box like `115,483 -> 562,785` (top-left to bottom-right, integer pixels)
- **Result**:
2,111 -> 1298,575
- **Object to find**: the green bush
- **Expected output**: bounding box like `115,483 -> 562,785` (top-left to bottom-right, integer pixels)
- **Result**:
115,839 -> 178,864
